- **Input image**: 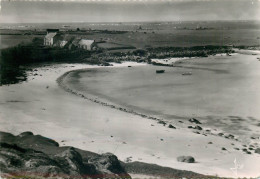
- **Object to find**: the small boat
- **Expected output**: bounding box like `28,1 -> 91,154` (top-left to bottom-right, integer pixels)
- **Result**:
156,70 -> 165,73
182,72 -> 192,75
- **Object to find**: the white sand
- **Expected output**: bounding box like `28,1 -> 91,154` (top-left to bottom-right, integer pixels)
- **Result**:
151,57 -> 192,65
0,61 -> 260,178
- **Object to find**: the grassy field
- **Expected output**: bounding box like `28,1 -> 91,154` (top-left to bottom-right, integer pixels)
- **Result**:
97,42 -> 135,50
1,21 -> 260,50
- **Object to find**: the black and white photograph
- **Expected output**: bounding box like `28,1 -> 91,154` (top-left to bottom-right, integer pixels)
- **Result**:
0,0 -> 260,178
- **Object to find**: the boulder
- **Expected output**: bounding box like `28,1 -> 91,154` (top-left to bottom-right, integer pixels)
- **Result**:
18,131 -> 34,138
188,118 -> 201,124
177,156 -> 195,163
55,147 -> 97,177
168,124 -> 176,129
88,153 -> 130,178
194,125 -> 202,130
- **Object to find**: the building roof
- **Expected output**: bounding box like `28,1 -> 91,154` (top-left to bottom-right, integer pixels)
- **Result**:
47,29 -> 59,33
45,33 -> 57,40
78,39 -> 95,46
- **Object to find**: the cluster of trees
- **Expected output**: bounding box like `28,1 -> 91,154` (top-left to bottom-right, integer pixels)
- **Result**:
0,38 -> 92,85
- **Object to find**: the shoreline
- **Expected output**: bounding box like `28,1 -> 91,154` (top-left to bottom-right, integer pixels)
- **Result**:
1,58 -> 260,177
57,66 -> 170,126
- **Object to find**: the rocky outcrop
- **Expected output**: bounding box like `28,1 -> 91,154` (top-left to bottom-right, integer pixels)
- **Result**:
0,131 -> 130,178
0,131 -> 210,178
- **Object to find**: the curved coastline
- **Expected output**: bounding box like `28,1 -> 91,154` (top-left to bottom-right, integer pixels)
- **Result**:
57,68 -> 169,125
56,66 -> 246,143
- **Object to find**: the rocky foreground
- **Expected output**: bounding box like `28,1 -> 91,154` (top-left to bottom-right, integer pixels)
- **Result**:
0,131 -> 210,179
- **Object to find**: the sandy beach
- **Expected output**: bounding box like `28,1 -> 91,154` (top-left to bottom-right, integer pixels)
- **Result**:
1,55 -> 260,178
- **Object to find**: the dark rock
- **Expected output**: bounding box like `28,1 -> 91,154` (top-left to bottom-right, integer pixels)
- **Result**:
0,142 -> 66,178
88,153 -> 130,177
188,126 -> 193,129
188,118 -> 201,124
194,125 -> 202,130
17,134 -> 60,148
218,133 -> 224,136
18,131 -> 34,138
221,147 -> 226,151
177,156 -> 195,163
226,134 -> 234,139
242,148 -> 248,152
168,124 -> 176,129
158,120 -> 166,125
0,131 -> 131,178
208,142 -> 213,144
234,148 -> 240,150
55,147 -> 97,176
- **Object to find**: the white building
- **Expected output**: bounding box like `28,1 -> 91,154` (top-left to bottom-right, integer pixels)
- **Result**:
44,29 -> 60,46
59,40 -> 68,48
78,39 -> 96,51
44,33 -> 58,46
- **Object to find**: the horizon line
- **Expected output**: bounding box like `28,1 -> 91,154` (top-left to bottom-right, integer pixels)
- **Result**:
1,19 -> 260,24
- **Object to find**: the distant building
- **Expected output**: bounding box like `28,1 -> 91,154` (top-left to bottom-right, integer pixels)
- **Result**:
78,39 -> 96,51
44,29 -> 60,46
44,33 -> 57,46
46,29 -> 59,34
59,40 -> 68,48
68,38 -> 81,50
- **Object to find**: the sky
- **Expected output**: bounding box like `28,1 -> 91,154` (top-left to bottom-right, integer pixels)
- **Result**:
0,0 -> 259,23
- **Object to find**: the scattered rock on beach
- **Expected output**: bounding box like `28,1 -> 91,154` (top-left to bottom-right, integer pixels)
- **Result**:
189,118 -> 201,124
218,133 -> 224,136
194,125 -> 202,130
168,124 -> 176,129
177,156 -> 195,163
158,120 -> 166,126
